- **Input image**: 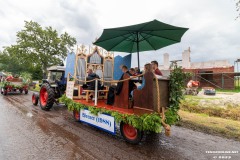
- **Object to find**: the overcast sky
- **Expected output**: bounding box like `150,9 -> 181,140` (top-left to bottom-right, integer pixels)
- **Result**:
0,0 -> 239,67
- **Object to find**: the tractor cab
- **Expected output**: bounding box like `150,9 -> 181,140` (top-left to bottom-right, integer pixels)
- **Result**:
45,66 -> 66,85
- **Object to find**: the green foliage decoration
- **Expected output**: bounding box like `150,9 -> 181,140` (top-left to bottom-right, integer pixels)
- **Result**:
165,65 -> 190,125
20,72 -> 32,85
0,81 -> 10,88
0,81 -> 25,89
59,95 -> 163,133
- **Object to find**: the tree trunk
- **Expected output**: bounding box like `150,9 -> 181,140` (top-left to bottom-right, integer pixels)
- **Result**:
42,64 -> 48,79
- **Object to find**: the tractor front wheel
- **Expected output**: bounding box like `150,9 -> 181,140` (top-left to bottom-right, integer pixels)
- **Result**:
120,122 -> 143,144
32,93 -> 39,106
39,83 -> 54,110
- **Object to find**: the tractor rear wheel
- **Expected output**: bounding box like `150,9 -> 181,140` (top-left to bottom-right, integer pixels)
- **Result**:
39,83 -> 54,110
120,122 -> 143,144
32,93 -> 39,106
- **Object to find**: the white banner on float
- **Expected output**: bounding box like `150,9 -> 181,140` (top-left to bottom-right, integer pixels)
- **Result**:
66,81 -> 74,99
80,109 -> 115,134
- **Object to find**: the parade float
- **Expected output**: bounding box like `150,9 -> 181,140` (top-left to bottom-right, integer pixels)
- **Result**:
1,74 -> 29,95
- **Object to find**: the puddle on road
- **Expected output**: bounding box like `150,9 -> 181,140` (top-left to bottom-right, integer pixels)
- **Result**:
35,117 -> 51,135
3,96 -> 35,119
26,112 -> 33,117
32,115 -> 96,159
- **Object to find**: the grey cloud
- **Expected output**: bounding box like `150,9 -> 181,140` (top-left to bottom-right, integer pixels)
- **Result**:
0,0 -> 240,66
152,0 -> 240,66
0,0 -> 100,51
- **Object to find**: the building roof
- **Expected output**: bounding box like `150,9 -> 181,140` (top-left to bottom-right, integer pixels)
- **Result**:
47,66 -> 65,71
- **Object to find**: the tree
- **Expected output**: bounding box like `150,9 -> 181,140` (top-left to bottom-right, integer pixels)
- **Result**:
0,47 -> 43,79
236,0 -> 240,18
0,47 -> 27,74
8,21 -> 76,77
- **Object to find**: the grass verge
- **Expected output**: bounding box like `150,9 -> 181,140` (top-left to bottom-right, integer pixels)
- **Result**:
177,110 -> 240,141
216,89 -> 240,93
181,97 -> 240,121
29,88 -> 40,92
28,84 -> 40,92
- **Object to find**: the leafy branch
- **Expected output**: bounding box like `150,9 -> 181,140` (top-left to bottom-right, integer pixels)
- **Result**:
236,0 -> 240,19
165,65 -> 190,125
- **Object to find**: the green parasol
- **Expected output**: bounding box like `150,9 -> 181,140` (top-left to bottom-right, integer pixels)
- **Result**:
94,19 -> 188,69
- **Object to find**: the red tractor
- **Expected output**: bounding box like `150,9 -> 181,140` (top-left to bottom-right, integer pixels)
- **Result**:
32,66 -> 66,110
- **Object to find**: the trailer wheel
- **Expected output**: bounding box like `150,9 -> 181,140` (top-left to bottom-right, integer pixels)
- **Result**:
3,89 -> 7,96
19,89 -> 23,94
25,89 -> 28,94
39,83 -> 54,110
73,109 -> 80,121
120,122 -> 143,144
32,93 -> 39,106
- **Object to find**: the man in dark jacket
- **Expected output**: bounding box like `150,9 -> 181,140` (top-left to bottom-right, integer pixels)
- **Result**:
107,65 -> 129,105
116,65 -> 136,96
86,69 -> 101,90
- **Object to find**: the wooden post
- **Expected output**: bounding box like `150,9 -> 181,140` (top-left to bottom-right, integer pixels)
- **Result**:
94,79 -> 98,106
222,73 -> 224,89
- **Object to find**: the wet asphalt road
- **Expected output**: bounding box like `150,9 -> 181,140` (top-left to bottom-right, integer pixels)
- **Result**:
0,92 -> 240,160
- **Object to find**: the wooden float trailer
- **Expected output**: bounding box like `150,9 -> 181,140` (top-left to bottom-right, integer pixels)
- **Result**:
66,72 -> 170,144
63,45 -> 170,144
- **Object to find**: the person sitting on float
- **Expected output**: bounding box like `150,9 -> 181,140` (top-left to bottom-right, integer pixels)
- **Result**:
121,65 -> 135,96
86,69 -> 101,90
131,63 -> 152,97
121,65 -> 131,76
134,67 -> 141,74
129,68 -> 138,76
151,60 -> 163,76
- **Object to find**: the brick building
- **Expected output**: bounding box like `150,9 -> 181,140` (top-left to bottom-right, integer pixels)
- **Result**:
159,48 -> 235,89
183,67 -> 234,89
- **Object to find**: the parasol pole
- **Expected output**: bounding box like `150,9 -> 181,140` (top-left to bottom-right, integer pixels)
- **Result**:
136,32 -> 140,71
